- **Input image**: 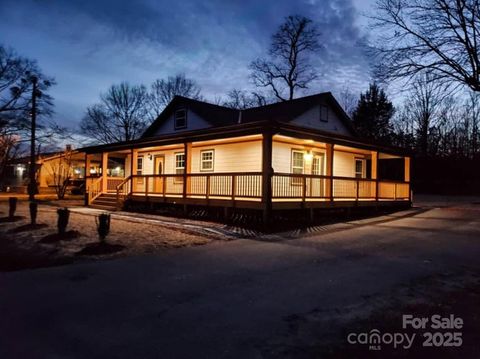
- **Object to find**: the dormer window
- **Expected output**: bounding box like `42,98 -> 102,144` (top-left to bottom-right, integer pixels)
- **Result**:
174,109 -> 187,129
320,105 -> 328,122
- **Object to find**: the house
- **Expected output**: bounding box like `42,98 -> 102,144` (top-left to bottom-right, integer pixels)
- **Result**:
2,147 -> 86,194
36,148 -> 86,191
81,92 -> 411,223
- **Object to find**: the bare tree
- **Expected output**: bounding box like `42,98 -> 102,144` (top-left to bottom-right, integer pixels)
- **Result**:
0,44 -> 59,185
49,149 -> 73,200
463,91 -> 480,155
250,15 -> 320,101
150,74 -> 202,118
371,0 -> 480,91
338,85 -> 357,117
0,132 -> 20,188
1,45 -> 55,128
222,89 -> 268,109
81,82 -> 151,144
407,75 -> 451,155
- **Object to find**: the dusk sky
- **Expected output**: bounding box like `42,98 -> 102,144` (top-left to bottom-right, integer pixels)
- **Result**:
1,0 -> 377,130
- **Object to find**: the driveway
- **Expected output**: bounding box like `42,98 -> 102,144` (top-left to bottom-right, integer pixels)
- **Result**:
1,200 -> 480,358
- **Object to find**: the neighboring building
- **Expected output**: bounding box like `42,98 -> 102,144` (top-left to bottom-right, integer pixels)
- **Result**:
81,92 -> 411,222
3,148 -> 86,194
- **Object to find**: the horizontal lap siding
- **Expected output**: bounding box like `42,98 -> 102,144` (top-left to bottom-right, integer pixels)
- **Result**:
138,141 -> 262,175
272,141 -> 326,174
333,151 -> 356,177
273,141 -> 294,173
191,140 -> 262,173
138,149 -> 182,175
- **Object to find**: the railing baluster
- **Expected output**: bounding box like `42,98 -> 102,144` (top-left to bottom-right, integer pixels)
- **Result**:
356,179 -> 360,201
232,175 -> 236,201
206,175 -> 210,199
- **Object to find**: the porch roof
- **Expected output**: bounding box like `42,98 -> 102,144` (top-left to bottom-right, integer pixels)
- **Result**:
79,121 -> 411,156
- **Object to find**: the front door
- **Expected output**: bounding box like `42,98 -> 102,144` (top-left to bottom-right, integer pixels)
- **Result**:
312,153 -> 325,197
154,156 -> 164,193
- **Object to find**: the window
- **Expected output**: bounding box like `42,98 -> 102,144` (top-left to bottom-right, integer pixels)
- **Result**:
136,156 -> 144,185
320,105 -> 328,122
175,153 -> 185,182
312,154 -> 324,175
174,109 -> 187,129
137,156 -> 143,175
291,150 -> 304,185
355,158 -> 366,178
200,150 -> 214,171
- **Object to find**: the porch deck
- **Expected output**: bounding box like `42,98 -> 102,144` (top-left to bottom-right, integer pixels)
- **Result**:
88,172 -> 410,211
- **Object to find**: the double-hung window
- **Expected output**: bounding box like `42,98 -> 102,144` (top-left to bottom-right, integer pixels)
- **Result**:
355,158 -> 366,179
291,150 -> 304,185
200,150 -> 214,171
136,156 -> 144,184
175,153 -> 185,182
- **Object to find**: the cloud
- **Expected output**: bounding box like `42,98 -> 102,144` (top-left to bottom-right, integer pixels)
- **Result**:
0,0 -> 372,127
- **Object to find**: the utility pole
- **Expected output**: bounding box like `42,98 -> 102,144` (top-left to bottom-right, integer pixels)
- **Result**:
28,76 -> 38,201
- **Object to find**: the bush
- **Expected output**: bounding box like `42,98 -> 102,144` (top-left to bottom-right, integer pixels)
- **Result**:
57,208 -> 70,235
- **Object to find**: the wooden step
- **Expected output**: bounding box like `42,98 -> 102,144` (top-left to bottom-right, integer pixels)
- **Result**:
93,200 -> 117,207
98,193 -> 118,199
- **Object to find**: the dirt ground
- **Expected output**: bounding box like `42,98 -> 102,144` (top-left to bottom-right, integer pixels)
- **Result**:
0,199 -> 213,271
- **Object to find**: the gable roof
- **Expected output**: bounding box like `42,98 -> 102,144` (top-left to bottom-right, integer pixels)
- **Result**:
141,96 -> 238,138
141,92 -> 356,138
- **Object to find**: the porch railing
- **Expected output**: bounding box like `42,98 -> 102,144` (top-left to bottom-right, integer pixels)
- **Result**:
87,176 -> 103,204
129,173 -> 263,199
271,173 -> 379,200
106,176 -> 125,192
92,172 -> 410,206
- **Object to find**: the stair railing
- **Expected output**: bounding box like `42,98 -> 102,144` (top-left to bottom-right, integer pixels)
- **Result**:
116,176 -> 132,210
88,176 -> 103,205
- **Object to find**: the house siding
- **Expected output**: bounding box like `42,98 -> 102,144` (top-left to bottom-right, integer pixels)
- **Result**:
272,141 -> 327,174
290,105 -> 352,136
191,141 -> 262,173
151,109 -> 211,136
333,150 -> 369,178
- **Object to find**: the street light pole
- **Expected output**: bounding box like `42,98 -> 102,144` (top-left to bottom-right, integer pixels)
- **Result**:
28,76 -> 38,201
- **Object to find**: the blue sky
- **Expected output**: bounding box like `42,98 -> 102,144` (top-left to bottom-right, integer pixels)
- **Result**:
1,0 -> 377,129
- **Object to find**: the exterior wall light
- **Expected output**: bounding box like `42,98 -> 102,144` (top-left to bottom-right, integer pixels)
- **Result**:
304,151 -> 313,161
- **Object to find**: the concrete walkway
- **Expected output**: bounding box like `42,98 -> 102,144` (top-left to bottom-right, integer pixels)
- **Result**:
1,201 -> 479,358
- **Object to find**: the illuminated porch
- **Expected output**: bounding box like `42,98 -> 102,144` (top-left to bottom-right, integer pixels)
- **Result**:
82,121 -> 411,220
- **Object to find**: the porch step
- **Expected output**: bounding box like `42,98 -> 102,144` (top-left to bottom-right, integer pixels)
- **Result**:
89,194 -> 119,211
89,204 -> 117,211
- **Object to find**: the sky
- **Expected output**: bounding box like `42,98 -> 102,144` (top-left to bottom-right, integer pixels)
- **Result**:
1,0 -> 377,130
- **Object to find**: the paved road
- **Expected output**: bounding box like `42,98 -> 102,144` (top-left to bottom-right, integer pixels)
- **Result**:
1,203 -> 480,359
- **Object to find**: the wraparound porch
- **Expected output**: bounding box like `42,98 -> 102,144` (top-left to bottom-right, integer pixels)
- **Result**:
83,122 -> 411,221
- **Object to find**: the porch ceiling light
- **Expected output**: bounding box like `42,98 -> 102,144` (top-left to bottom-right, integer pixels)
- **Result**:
304,151 -> 313,161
